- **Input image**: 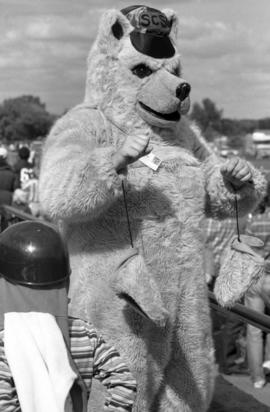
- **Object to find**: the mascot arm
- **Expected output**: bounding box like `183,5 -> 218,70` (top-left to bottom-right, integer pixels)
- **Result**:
202,154 -> 266,218
188,123 -> 267,218
39,108 -> 124,221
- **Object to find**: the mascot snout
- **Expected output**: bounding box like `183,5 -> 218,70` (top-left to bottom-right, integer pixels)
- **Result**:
137,70 -> 191,128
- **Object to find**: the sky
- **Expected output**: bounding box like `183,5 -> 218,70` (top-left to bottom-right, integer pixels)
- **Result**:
1,0 -> 270,119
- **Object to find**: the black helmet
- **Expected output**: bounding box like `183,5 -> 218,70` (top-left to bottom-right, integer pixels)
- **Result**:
0,221 -> 70,286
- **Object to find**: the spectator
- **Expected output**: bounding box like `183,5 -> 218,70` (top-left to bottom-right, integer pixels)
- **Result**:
14,146 -> 34,188
12,167 -> 40,217
205,216 -> 248,375
0,147 -> 18,206
22,174 -> 40,217
244,182 -> 270,389
0,221 -> 137,411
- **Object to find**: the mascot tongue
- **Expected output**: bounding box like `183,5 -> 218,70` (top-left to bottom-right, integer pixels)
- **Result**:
121,5 -> 175,59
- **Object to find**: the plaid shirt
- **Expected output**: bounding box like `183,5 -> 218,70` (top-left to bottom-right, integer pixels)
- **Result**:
0,317 -> 137,412
204,218 -> 237,275
245,207 -> 270,261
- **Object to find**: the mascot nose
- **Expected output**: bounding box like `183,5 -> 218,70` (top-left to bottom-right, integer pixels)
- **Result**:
176,82 -> 191,101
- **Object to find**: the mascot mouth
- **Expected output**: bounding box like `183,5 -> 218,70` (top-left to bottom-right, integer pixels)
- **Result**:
139,102 -> 180,122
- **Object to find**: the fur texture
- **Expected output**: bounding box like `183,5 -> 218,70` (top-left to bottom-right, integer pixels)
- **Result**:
214,235 -> 265,307
39,8 -> 266,412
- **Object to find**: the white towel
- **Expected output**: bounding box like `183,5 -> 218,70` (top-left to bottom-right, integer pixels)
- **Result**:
4,312 -> 77,412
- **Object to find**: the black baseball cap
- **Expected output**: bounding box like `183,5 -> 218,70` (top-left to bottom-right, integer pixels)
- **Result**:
121,5 -> 175,59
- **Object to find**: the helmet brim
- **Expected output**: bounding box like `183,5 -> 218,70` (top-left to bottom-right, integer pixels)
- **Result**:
0,271 -> 70,287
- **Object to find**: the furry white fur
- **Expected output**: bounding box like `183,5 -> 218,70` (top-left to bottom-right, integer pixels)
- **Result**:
39,8 -> 266,412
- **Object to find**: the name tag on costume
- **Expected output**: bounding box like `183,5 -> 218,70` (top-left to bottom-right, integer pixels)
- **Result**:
139,152 -> 162,171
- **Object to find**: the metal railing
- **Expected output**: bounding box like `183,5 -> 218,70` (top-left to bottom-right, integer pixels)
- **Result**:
209,291 -> 270,333
1,204 -> 270,332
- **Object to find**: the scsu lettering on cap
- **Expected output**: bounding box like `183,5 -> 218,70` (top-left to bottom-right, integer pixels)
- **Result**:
140,13 -> 150,27
159,15 -> 168,28
139,13 -> 169,29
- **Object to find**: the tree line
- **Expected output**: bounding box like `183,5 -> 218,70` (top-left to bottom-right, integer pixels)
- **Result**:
0,95 -> 269,144
0,95 -> 56,143
190,98 -> 270,149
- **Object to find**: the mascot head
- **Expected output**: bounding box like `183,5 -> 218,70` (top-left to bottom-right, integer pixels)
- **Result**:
84,5 -> 191,129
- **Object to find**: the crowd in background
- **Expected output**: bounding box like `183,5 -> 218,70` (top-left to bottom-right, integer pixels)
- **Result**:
0,145 -> 40,218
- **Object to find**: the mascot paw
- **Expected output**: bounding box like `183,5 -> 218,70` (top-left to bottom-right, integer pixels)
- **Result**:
214,235 -> 265,307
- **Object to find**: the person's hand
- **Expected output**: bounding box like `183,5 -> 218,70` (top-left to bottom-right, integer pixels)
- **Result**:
220,157 -> 253,189
113,134 -> 151,171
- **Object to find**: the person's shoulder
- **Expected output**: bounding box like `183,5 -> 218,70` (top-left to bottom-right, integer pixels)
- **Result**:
0,329 -> 4,347
54,105 -> 106,137
13,161 -> 22,172
0,163 -> 12,172
56,105 -> 102,126
68,316 -> 99,339
0,330 -> 9,369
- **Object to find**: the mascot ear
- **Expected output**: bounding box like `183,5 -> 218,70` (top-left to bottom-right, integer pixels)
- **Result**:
96,9 -> 132,55
162,8 -> 179,42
